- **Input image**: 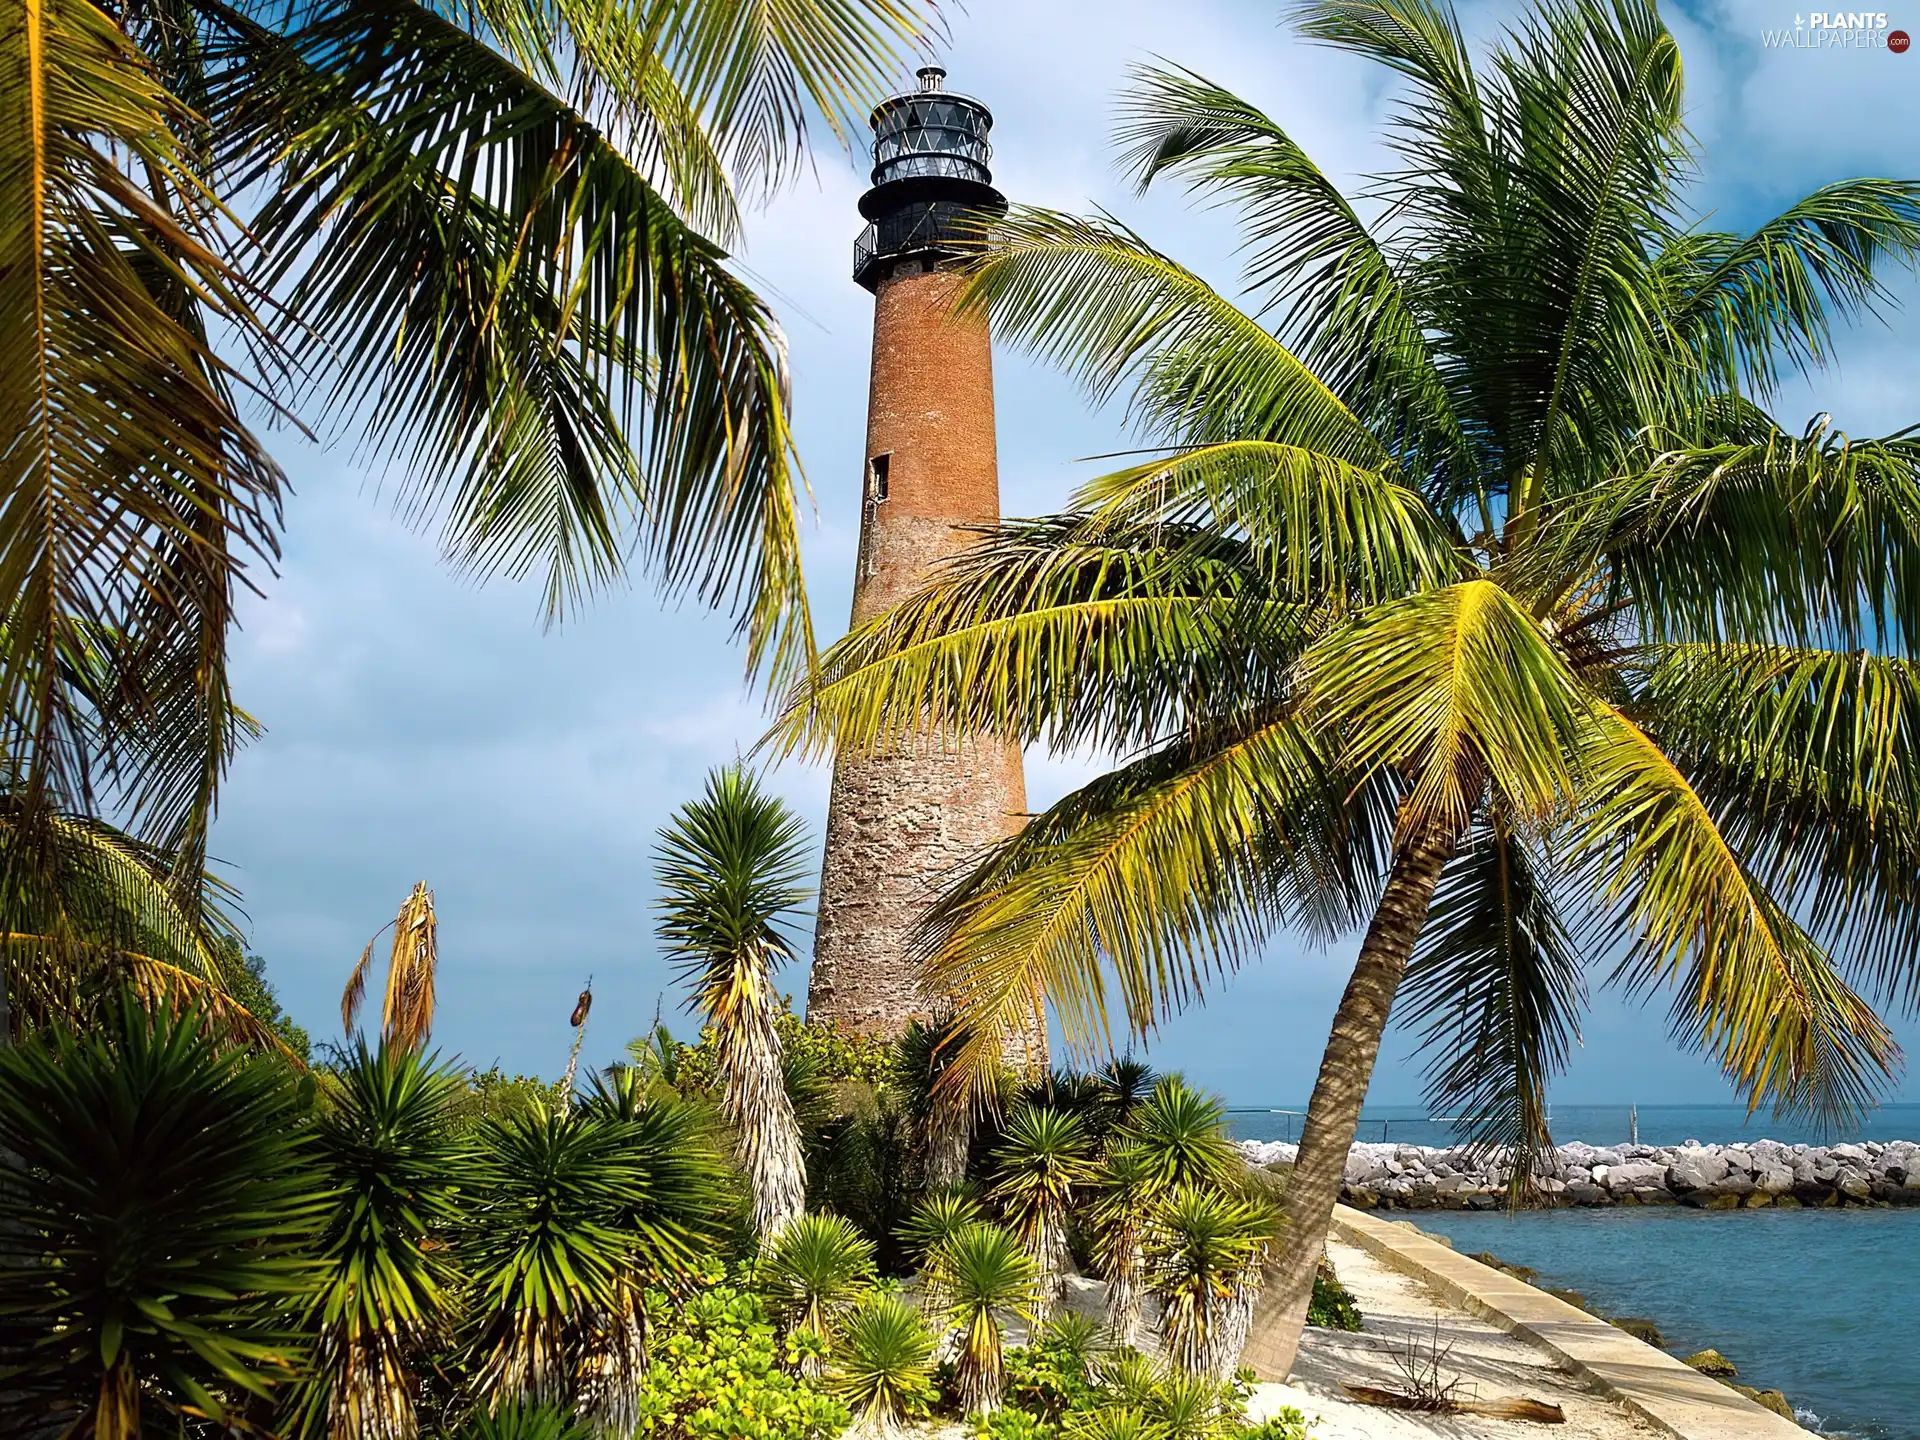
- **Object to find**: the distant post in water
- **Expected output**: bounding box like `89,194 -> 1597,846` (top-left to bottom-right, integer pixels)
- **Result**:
809,66 -> 1043,1065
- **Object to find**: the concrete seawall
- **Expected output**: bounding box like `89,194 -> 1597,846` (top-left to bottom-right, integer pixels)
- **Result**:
1241,1137 -> 1920,1209
1325,1205 -> 1816,1438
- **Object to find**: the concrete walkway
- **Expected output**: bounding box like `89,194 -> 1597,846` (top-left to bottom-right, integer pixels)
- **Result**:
1324,1206 -> 1813,1440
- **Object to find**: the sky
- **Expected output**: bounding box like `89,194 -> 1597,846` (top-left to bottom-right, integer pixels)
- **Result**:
214,0 -> 1920,1111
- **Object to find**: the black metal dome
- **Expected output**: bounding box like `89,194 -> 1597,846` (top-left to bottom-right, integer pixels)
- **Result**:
853,66 -> 1007,291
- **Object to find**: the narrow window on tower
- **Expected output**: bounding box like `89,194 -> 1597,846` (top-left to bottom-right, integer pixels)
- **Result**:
869,452 -> 891,503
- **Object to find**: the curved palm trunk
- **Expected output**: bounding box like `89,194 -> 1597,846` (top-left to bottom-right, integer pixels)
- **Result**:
1240,817 -> 1458,1380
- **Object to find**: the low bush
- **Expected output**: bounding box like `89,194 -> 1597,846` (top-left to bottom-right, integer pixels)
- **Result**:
1308,1265 -> 1363,1331
634,1283 -> 850,1440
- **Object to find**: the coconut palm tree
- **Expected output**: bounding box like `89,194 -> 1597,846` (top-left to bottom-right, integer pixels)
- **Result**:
990,1105 -> 1097,1318
656,764 -> 813,1243
826,1292 -> 938,1438
935,1221 -> 1038,1415
0,1000 -> 324,1439
777,0 -> 1920,1375
763,1213 -> 878,1377
0,0 -> 935,1041
296,1042 -> 467,1440
0,799 -> 275,1045
1143,1186 -> 1277,1379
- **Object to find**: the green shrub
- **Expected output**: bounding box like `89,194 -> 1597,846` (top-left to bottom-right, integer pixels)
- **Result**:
1241,1409 -> 1314,1440
976,1407 -> 1059,1440
1308,1265 -> 1363,1331
827,1291 -> 938,1434
634,1284 -> 849,1440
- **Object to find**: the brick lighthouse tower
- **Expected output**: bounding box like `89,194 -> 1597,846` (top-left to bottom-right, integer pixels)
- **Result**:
808,66 -> 1042,1064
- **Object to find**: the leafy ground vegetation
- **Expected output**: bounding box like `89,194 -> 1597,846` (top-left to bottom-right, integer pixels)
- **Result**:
0,981 -> 1341,1440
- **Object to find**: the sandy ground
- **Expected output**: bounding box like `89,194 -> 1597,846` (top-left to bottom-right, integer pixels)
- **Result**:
1244,1236 -> 1664,1440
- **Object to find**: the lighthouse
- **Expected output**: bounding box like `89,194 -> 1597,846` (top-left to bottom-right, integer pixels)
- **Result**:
807,66 -> 1043,1065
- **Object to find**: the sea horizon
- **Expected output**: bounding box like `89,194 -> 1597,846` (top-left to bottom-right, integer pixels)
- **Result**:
1224,1101 -> 1920,1149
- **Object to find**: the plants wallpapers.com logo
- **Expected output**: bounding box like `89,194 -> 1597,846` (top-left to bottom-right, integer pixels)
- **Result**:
1764,11 -> 1912,46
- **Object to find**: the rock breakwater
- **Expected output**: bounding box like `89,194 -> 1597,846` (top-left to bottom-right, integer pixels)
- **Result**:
1240,1137 -> 1920,1209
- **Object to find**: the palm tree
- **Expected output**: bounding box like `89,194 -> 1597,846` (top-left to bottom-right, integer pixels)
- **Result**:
990,1105 -> 1097,1318
763,1213 -> 878,1377
296,1042 -> 467,1440
0,0 -> 936,1037
0,801 -> 279,1046
826,1293 -> 938,1438
342,883 -> 439,1051
934,1222 -> 1038,1416
1142,1186 -> 1276,1379
778,0 -> 1920,1374
0,1000 -> 324,1439
655,764 -> 813,1244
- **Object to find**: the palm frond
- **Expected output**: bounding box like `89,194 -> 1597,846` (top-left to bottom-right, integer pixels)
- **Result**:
772,515 -> 1307,765
915,713 -> 1386,1098
960,207 -> 1392,462
1114,63 -> 1468,484
1570,708 -> 1898,1123
1399,816 -> 1585,1190
1640,643 -> 1920,1010
0,0 -> 282,843
223,0 -> 814,680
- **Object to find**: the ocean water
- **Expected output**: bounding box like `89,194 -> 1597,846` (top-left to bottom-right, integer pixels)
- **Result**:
1405,1206 -> 1920,1440
1225,1102 -> 1920,1149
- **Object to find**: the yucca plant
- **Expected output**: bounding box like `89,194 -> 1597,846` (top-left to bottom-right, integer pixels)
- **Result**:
295,1042 -> 467,1440
895,1015 -> 975,1185
762,1213 -> 878,1376
656,764 -> 812,1244
775,0 -> 1920,1375
462,1109 -> 647,1415
990,1106 -> 1097,1318
0,1000 -> 323,1439
935,1222 -> 1038,1416
1124,1079 -> 1242,1194
826,1292 -> 937,1437
445,1403 -> 597,1440
569,1071 -> 732,1435
1143,1186 -> 1277,1379
899,1188 -> 987,1271
1087,1147 -> 1156,1348
1096,1059 -> 1159,1135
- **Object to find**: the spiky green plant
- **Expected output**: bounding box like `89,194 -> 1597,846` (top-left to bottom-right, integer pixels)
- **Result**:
776,0 -> 1920,1375
1143,1186 -> 1277,1378
763,1213 -> 878,1375
990,1106 -> 1097,1317
0,1001 -> 323,1440
655,764 -> 813,1244
1124,1079 -> 1242,1192
1087,1147 -> 1157,1348
899,1188 -> 987,1270
826,1292 -> 937,1437
936,1222 -> 1038,1415
1096,1058 -> 1160,1134
445,1403 -> 597,1440
295,1042 -> 467,1440
570,1071 -> 731,1435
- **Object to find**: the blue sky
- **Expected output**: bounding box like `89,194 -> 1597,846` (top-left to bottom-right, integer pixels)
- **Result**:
214,0 -> 1920,1109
